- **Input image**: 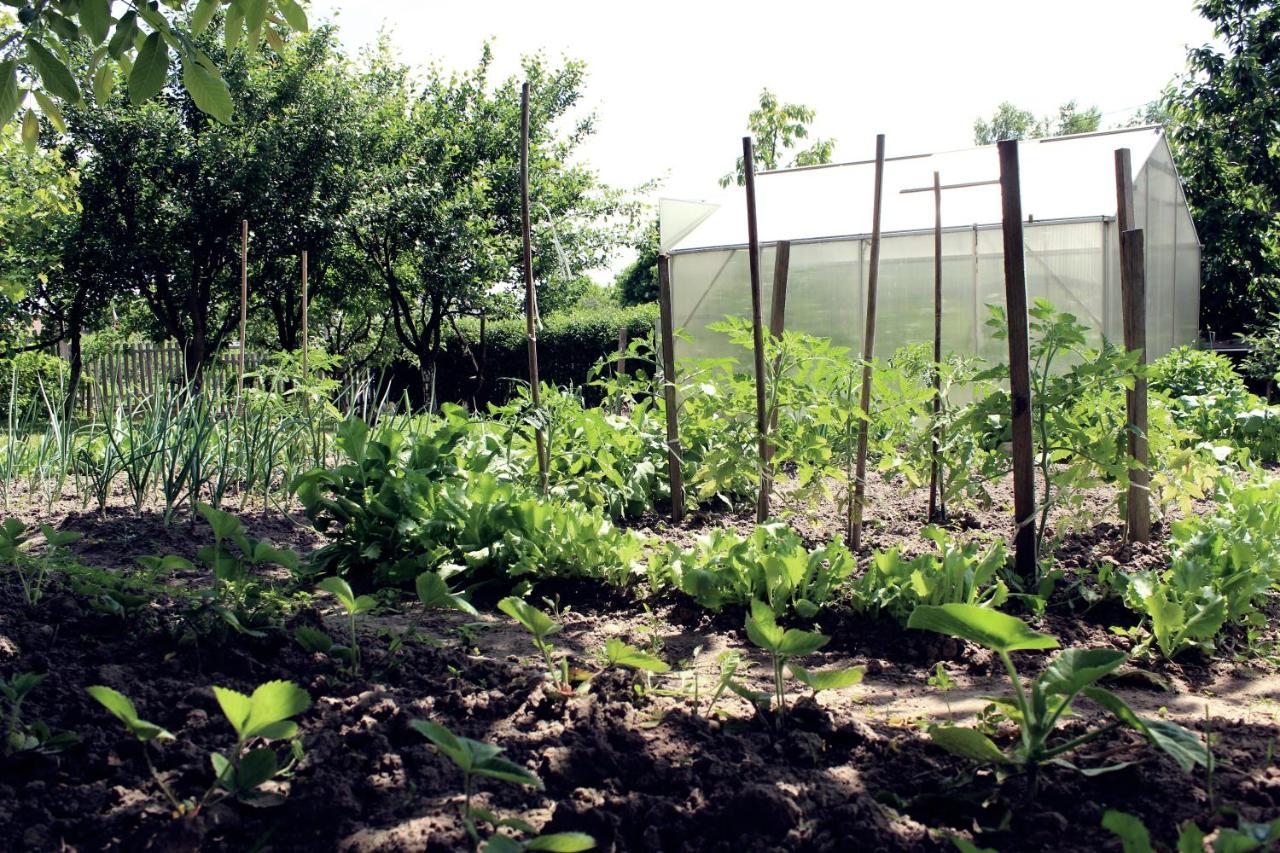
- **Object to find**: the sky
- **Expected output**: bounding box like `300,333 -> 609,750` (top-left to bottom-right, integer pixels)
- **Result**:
310,0 -> 1217,276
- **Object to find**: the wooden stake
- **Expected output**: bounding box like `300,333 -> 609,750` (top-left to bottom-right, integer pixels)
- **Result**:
1120,228 -> 1150,542
657,255 -> 684,522
760,240 -> 791,512
850,134 -> 886,551
301,249 -> 309,382
997,139 -> 1038,579
742,136 -> 771,523
1114,148 -> 1135,233
239,219 -> 248,395
928,170 -> 946,523
520,82 -> 548,494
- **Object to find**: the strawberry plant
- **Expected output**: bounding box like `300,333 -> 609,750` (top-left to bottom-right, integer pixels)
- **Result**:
3,671 -> 77,756
411,720 -> 595,852
0,518 -> 83,606
86,686 -> 181,812
907,604 -> 1206,787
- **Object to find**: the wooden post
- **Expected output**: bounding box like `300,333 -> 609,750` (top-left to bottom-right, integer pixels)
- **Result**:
1115,147 -> 1149,542
742,136 -> 771,523
928,170 -> 946,523
850,134 -> 886,551
614,326 -> 628,414
657,255 -> 684,522
520,82 -> 548,494
997,139 -> 1038,579
239,219 -> 248,396
301,250 -> 309,382
1120,228 -> 1150,542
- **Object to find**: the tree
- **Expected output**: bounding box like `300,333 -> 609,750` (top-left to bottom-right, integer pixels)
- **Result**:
721,88 -> 835,187
65,23 -> 361,383
0,0 -> 308,129
345,44 -> 638,401
615,220 -> 659,306
1165,0 -> 1280,337
972,99 -> 1101,145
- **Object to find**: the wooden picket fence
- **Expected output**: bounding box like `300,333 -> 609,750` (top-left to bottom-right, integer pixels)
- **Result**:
79,343 -> 267,415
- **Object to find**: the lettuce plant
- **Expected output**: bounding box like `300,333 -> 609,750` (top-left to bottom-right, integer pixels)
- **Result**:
733,600 -> 864,728
411,720 -> 594,852
907,604 -> 1206,787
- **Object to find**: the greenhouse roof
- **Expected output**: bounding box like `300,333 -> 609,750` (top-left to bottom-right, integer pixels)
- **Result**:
662,126 -> 1168,253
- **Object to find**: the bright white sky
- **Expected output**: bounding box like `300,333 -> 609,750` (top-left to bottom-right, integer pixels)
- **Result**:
311,0 -> 1216,275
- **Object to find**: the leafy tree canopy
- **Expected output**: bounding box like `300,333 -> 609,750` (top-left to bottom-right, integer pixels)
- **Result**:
1165,0 -> 1280,337
972,99 -> 1101,145
721,88 -> 834,187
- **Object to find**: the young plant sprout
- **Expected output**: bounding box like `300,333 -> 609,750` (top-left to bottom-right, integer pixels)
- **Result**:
734,600 -> 865,728
411,719 -> 594,852
315,575 -> 377,675
498,596 -> 573,694
907,603 -> 1207,789
86,686 -> 182,813
3,671 -> 77,756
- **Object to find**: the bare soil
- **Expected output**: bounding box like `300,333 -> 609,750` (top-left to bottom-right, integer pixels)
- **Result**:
0,475 -> 1277,852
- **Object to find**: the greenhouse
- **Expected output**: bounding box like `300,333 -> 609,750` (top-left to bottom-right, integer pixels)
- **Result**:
660,126 -> 1200,365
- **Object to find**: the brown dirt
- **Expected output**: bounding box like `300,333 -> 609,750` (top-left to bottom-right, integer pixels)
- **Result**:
0,474 -> 1277,852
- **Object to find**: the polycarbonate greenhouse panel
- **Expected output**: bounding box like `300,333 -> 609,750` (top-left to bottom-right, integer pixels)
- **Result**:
663,127 -> 1199,372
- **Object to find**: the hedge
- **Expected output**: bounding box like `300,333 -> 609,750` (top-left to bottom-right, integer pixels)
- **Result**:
434,303 -> 659,408
0,350 -> 69,419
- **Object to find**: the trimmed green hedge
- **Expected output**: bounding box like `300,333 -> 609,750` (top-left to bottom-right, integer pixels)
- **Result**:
435,303 -> 659,407
0,351 -> 68,419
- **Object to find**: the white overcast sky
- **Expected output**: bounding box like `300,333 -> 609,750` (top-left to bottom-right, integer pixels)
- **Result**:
310,0 -> 1216,273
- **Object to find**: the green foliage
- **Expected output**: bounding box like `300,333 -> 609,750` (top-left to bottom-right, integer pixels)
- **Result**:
850,527 -> 1009,624
498,596 -> 573,693
314,576 -> 377,674
649,523 -> 854,617
3,671 -> 76,756
0,517 -> 82,606
412,719 -> 595,852
209,680 -> 311,806
1166,0 -> 1280,335
86,685 -> 173,743
1102,810 -> 1280,853
0,351 -> 66,420
614,221 -> 659,306
721,88 -> 835,187
1150,346 -> 1248,399
1115,471 -> 1280,658
908,604 -> 1207,777
602,639 -> 670,674
972,99 -> 1101,145
731,600 -> 863,728
0,0 -> 307,127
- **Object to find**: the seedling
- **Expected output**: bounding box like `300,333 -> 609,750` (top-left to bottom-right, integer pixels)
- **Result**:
929,662 -> 956,718
206,680 -> 311,809
602,639 -> 670,674
734,600 -> 864,728
86,686 -> 182,812
1102,810 -> 1280,853
0,518 -> 83,606
411,719 -> 594,852
498,596 -> 573,695
908,603 -> 1208,791
315,576 -> 377,674
3,671 -> 77,756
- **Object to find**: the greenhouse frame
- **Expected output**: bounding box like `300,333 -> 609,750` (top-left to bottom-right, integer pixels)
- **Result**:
659,126 -> 1200,366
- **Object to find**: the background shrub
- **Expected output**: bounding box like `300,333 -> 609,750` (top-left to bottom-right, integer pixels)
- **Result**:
1149,346 -> 1247,399
434,303 -> 659,408
0,351 -> 68,419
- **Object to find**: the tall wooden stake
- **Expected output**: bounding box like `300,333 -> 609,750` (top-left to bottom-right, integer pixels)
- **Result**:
742,136 -> 771,524
928,171 -> 946,523
760,240 -> 791,516
998,139 -> 1038,579
239,219 -> 248,395
300,250 -> 309,382
850,134 -> 886,551
521,82 -> 548,494
657,255 -> 684,522
1115,147 -> 1149,542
